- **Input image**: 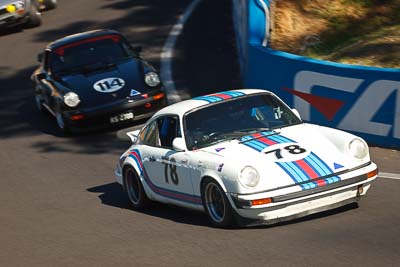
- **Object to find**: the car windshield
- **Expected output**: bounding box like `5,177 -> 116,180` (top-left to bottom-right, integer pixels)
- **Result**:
184,93 -> 302,150
50,35 -> 135,74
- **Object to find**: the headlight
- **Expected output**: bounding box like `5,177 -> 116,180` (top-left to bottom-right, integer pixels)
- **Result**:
64,92 -> 80,107
6,1 -> 24,12
144,72 -> 160,87
239,166 -> 260,188
348,138 -> 368,159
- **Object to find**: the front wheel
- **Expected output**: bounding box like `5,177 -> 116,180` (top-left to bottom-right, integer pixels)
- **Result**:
123,166 -> 150,210
25,5 -> 42,28
202,178 -> 234,228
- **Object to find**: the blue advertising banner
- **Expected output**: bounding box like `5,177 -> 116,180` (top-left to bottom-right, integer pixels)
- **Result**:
246,45 -> 400,148
232,0 -> 400,148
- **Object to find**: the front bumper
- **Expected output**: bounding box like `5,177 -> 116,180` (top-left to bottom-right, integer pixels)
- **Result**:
229,162 -> 378,225
0,10 -> 27,28
62,92 -> 167,130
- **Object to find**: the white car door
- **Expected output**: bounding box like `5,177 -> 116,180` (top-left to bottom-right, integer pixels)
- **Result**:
139,116 -> 201,208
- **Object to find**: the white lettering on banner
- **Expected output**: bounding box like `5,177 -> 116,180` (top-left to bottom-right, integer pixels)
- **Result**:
294,71 -> 363,120
293,71 -> 400,138
338,80 -> 400,138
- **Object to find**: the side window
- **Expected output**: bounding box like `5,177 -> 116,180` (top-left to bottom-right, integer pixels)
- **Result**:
139,120 -> 160,146
157,116 -> 181,149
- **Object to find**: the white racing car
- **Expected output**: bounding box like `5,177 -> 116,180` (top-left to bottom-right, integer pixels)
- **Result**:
115,89 -> 378,227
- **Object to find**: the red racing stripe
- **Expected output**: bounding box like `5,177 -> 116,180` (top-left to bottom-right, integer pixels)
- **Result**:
210,93 -> 232,100
252,133 -> 277,146
295,159 -> 326,186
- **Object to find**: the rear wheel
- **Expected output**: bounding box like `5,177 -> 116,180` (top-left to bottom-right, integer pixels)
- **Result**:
123,166 -> 150,209
202,178 -> 234,227
25,5 -> 42,28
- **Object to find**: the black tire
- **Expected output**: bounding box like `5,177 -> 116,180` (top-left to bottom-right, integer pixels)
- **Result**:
44,0 -> 57,10
25,5 -> 42,28
123,166 -> 151,210
201,178 -> 234,228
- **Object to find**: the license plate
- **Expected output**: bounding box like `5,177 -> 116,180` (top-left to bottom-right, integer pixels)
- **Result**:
110,112 -> 134,124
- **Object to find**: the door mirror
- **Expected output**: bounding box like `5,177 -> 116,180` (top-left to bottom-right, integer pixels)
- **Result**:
172,137 -> 186,152
36,73 -> 46,80
126,129 -> 140,143
291,108 -> 302,120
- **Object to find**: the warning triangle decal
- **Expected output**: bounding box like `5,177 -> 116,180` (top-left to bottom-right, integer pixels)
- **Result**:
334,163 -> 344,170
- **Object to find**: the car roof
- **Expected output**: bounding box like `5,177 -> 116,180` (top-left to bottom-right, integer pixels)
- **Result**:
155,89 -> 273,118
46,29 -> 123,51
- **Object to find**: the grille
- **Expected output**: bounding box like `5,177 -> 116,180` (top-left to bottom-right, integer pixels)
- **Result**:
0,8 -> 8,17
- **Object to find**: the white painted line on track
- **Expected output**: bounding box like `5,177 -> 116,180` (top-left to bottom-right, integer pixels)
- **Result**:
160,0 -> 202,104
379,172 -> 400,180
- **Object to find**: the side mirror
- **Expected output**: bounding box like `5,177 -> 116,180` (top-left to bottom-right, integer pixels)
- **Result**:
172,137 -> 186,152
291,108 -> 302,120
36,73 -> 46,80
37,53 -> 44,63
126,129 -> 140,143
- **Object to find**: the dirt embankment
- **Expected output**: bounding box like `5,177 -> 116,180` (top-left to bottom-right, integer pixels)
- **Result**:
270,0 -> 400,68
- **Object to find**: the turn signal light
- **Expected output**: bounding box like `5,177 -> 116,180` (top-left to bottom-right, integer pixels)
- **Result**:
153,92 -> 165,100
367,168 -> 378,179
70,114 -> 84,121
251,198 -> 272,206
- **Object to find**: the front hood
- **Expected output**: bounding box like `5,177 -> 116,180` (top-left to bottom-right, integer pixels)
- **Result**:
200,124 -> 368,191
56,60 -> 149,108
0,0 -> 14,6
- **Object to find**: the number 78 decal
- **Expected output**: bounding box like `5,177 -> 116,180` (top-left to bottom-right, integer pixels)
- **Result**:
262,143 -> 309,162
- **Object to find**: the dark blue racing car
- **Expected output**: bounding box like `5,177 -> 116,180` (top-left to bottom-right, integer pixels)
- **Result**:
31,29 -> 167,132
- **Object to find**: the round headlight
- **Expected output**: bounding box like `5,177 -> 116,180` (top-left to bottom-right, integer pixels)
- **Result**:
144,72 -> 160,87
348,138 -> 368,159
6,4 -> 16,12
64,92 -> 80,108
239,166 -> 260,188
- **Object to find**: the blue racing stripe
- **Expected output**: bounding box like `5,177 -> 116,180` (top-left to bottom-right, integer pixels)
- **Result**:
128,154 -> 143,176
268,135 -> 288,144
243,141 -> 264,152
277,162 -> 305,184
308,153 -> 332,176
251,139 -> 271,150
270,134 -> 295,143
222,91 -> 245,97
284,161 -> 310,183
307,153 -> 341,184
303,155 -> 325,177
193,96 -> 219,102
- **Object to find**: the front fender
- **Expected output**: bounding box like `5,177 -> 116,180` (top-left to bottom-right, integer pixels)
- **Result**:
200,170 -> 228,194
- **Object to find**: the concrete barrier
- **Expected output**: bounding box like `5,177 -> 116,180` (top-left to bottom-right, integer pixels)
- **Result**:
232,0 -> 400,148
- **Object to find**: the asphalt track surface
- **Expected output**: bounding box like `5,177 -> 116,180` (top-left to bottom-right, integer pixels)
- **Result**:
0,1 -> 399,266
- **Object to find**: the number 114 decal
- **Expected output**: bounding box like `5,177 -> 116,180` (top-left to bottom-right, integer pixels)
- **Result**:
93,77 -> 126,93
